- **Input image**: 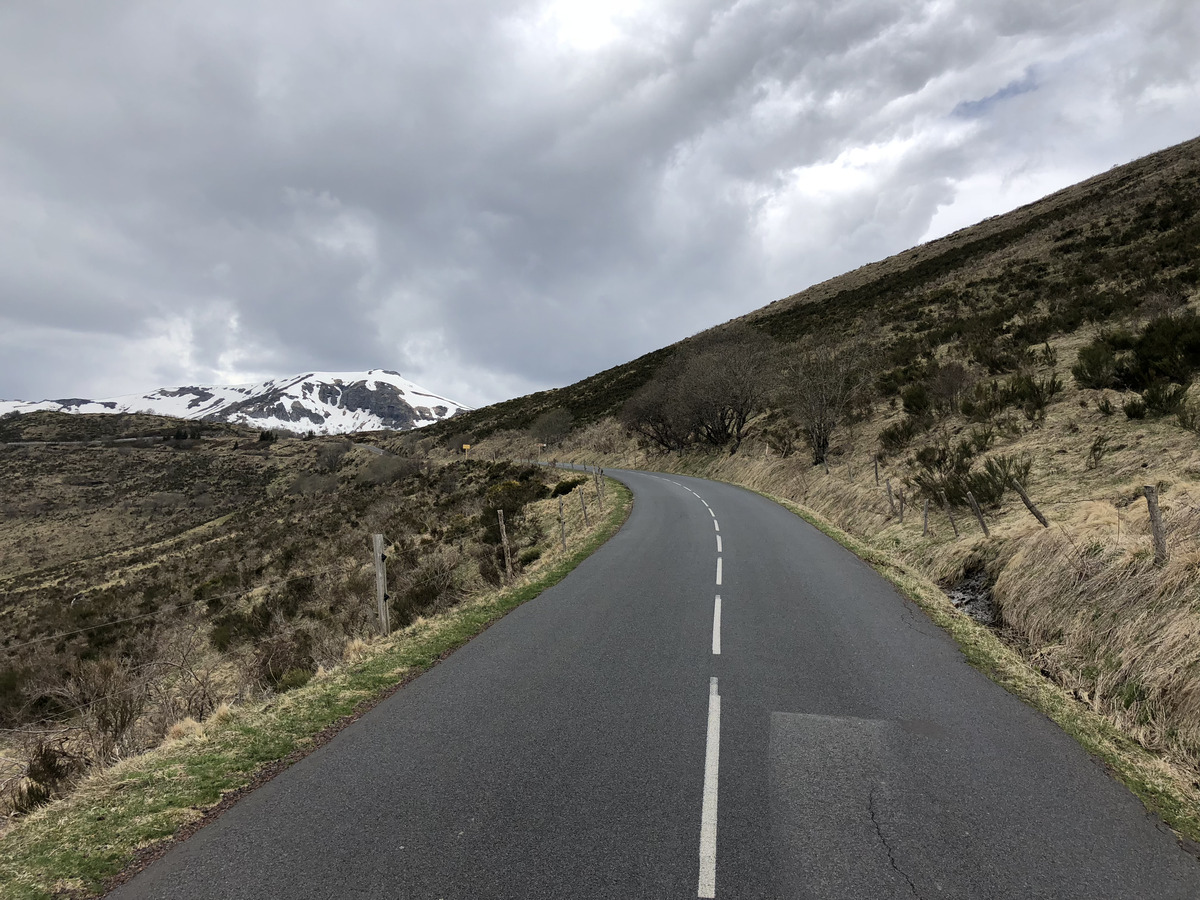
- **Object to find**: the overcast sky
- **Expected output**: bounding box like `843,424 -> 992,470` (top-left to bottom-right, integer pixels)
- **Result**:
2,1 -> 1199,407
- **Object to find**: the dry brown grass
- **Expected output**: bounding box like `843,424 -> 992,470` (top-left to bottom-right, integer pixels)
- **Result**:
0,431 -> 587,825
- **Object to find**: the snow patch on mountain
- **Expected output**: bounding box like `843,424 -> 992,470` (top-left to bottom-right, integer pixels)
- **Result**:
0,370 -> 469,435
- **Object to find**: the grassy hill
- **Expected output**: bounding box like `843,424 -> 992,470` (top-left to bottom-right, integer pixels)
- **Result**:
426,133 -> 1200,442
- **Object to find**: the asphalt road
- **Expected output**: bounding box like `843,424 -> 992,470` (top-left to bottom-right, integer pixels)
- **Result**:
109,468 -> 1200,899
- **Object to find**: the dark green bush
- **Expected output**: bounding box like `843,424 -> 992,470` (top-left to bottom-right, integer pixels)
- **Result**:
961,379 -> 1011,421
966,426 -> 995,454
878,417 -> 922,454
908,441 -> 1031,507
1142,382 -> 1188,416
1071,343 -> 1116,388
1123,396 -> 1147,419
1008,372 -> 1062,421
550,477 -> 588,498
969,453 -> 1034,506
1120,312 -> 1200,389
901,383 -> 932,416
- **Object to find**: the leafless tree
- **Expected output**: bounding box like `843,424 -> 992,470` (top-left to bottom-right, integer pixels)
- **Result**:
786,338 -> 874,465
621,375 -> 691,452
528,408 -> 574,446
622,326 -> 777,453
678,327 -> 777,452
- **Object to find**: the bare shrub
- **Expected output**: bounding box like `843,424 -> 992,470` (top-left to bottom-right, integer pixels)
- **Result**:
928,362 -> 973,415
55,658 -> 149,762
358,455 -> 421,485
290,473 -> 338,495
4,737 -> 84,814
151,628 -> 225,724
316,441 -> 351,473
396,549 -> 463,624
248,625 -> 316,692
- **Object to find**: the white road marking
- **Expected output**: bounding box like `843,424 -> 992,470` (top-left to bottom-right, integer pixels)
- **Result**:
715,535 -> 722,553
712,595 -> 721,655
709,508 -> 716,518
716,557 -> 722,586
713,520 -> 719,532
698,677 -> 721,898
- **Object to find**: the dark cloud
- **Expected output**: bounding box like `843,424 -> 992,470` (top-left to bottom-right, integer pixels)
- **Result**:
2,0 -> 1199,406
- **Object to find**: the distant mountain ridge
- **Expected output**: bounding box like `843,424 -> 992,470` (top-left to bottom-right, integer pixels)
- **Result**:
0,369 -> 469,435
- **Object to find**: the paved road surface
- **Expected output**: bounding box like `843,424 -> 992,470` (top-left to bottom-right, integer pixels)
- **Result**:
109,469 -> 1200,898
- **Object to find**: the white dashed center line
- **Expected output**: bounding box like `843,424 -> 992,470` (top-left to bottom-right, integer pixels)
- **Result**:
698,677 -> 721,897
715,557 -> 722,586
715,535 -> 722,553
712,595 -> 721,655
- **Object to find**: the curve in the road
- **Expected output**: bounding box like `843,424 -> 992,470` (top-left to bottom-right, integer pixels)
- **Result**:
108,468 -> 1200,899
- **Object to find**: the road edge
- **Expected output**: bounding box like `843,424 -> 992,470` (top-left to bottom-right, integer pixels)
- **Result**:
0,481 -> 633,900
744,482 -> 1200,852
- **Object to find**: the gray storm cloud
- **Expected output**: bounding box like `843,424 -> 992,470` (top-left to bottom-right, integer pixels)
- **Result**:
2,0 -> 1199,406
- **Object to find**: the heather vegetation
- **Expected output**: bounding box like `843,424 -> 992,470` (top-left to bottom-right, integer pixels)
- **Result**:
446,135 -> 1200,838
0,418 -> 600,827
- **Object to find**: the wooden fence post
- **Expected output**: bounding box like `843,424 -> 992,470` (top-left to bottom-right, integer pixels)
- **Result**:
874,457 -> 879,485
898,488 -> 905,524
498,509 -> 514,581
593,469 -> 605,512
558,497 -> 567,550
372,534 -> 390,636
578,486 -> 590,527
966,491 -> 990,537
922,499 -> 929,536
885,478 -> 897,517
846,459 -> 853,481
1145,485 -> 1167,565
1012,480 -> 1049,528
940,491 -> 960,538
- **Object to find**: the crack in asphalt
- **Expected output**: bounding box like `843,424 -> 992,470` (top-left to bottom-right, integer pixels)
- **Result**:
869,787 -> 922,899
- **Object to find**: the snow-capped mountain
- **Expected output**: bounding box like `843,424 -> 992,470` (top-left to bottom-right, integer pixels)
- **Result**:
0,370 -> 470,435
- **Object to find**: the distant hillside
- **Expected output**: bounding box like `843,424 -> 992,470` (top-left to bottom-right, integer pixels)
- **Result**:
428,133 -> 1200,440
0,370 -> 469,435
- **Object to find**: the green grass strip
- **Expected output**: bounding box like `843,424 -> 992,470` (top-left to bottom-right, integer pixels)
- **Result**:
0,480 -> 632,900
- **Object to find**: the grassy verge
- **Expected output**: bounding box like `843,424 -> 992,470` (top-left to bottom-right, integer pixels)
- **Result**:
743,481 -> 1200,847
0,480 -> 631,900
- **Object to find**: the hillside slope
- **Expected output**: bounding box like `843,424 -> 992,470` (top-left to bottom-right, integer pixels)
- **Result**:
427,133 -> 1200,441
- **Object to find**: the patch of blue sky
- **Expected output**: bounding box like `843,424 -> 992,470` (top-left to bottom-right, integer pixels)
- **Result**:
953,69 -> 1039,119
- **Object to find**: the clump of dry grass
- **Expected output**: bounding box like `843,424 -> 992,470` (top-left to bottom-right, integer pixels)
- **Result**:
165,718 -> 204,742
